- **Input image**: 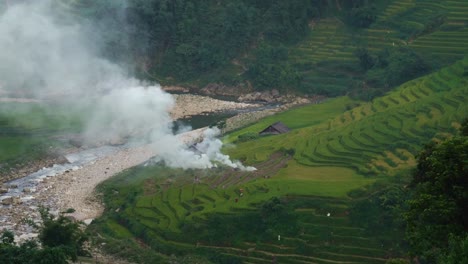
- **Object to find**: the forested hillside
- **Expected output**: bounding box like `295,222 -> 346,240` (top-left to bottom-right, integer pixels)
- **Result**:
55,0 -> 468,98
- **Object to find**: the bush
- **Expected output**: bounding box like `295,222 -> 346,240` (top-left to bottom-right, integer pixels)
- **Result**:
347,6 -> 377,28
237,132 -> 259,142
279,147 -> 296,156
365,47 -> 430,88
0,208 -> 89,263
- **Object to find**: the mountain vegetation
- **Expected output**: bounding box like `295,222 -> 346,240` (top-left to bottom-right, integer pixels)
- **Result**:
0,208 -> 88,264
1,0 -> 467,263
88,57 -> 467,263
55,0 -> 468,98
405,120 -> 468,263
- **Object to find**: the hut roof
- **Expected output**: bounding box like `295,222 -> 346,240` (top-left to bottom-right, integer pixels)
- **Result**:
259,122 -> 290,135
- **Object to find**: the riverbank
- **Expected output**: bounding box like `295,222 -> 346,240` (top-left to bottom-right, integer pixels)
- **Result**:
0,91 -> 315,245
0,128 -> 206,242
0,92 -> 261,241
0,92 -> 260,184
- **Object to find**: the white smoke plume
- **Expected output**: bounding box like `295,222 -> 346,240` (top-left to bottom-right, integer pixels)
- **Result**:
152,128 -> 256,171
0,0 -> 253,171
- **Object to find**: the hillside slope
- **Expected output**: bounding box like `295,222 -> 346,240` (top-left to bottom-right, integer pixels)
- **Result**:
92,58 -> 467,263
290,0 -> 468,96
229,57 -> 468,177
52,0 -> 468,97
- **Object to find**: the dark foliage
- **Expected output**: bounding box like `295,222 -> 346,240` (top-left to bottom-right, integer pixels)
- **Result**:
38,208 -> 89,261
85,0 -> 317,84
0,208 -> 88,264
355,47 -> 375,71
237,132 -> 259,142
404,122 -> 468,263
367,47 -> 430,87
246,43 -> 301,91
180,197 -> 300,245
353,46 -> 430,100
347,5 -> 377,28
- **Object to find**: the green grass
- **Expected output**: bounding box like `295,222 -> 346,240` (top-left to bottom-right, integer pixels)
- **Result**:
225,96 -> 357,143
273,161 -> 375,197
227,57 -> 467,177
0,102 -> 86,177
0,136 -> 45,162
90,56 -> 468,262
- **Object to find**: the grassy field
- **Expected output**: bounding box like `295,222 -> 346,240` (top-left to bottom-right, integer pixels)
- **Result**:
0,102 -> 84,174
90,57 -> 466,263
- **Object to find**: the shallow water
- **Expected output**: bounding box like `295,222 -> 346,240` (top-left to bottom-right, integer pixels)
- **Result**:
175,103 -> 280,130
1,144 -> 124,200
1,102 -> 279,203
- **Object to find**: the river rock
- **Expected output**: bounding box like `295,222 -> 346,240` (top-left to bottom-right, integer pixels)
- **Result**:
2,196 -> 23,205
20,196 -> 35,202
15,233 -> 38,244
23,188 -> 36,193
1,197 -> 13,205
0,188 -> 8,194
200,83 -> 250,97
238,90 -> 279,103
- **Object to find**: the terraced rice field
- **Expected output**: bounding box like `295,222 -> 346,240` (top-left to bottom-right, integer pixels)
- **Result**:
376,0 -> 468,62
288,18 -> 360,95
230,57 -> 468,177
288,0 -> 468,94
51,0 -> 468,262
97,58 -> 466,263
101,163 -> 392,263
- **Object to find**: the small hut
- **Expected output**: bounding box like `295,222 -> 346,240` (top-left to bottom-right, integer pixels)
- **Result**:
259,122 -> 290,135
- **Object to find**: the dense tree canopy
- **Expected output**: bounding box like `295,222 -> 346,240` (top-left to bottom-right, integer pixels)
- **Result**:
87,0 -> 319,82
405,121 -> 468,263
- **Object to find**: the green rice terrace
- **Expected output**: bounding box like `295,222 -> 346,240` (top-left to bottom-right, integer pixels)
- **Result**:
90,58 -> 467,263
288,0 -> 468,95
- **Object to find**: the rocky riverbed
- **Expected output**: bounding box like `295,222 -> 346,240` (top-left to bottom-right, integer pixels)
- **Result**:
0,91 -> 318,245
0,93 -> 261,244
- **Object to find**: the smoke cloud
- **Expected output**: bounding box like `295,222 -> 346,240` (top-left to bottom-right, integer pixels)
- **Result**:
0,0 -> 254,171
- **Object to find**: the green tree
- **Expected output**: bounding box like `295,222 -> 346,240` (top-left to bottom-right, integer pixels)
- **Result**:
38,208 -> 89,261
0,208 -> 89,264
347,5 -> 377,28
247,43 -> 301,91
366,47 -> 430,88
263,0 -> 315,42
404,122 -> 468,263
355,47 -> 375,71
438,234 -> 468,264
260,197 -> 300,236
